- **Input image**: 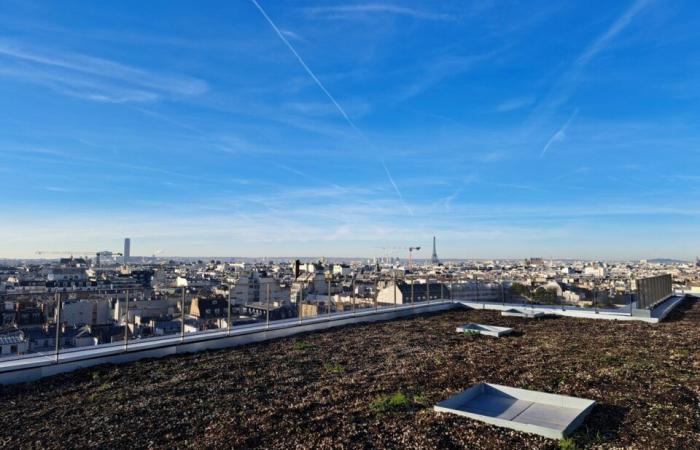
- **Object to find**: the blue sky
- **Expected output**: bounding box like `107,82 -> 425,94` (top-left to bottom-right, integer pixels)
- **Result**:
1,0 -> 699,260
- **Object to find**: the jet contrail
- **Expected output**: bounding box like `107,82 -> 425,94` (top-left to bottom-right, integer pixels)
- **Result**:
382,160 -> 414,216
249,0 -> 360,135
540,109 -> 578,158
250,0 -> 413,215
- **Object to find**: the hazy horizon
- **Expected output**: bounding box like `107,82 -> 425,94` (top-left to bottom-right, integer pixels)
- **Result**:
0,252 -> 692,264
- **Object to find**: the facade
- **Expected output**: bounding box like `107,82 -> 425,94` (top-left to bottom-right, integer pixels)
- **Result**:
17,305 -> 44,327
46,267 -> 88,283
114,299 -> 174,323
189,297 -> 229,319
376,281 -> 447,305
226,271 -> 289,306
61,299 -> 112,327
584,266 -> 606,277
130,269 -> 154,288
243,302 -> 297,321
25,327 -> 54,352
150,319 -> 181,336
333,265 -> 351,276
0,330 -> 29,356
1,308 -> 15,325
291,271 -> 327,303
563,290 -> 583,303
258,276 -> 288,303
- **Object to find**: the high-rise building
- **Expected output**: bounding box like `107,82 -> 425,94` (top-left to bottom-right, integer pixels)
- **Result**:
431,236 -> 440,264
124,238 -> 131,264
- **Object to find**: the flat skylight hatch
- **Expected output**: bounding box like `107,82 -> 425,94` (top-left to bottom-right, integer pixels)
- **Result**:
501,308 -> 545,319
455,323 -> 513,337
434,383 -> 595,439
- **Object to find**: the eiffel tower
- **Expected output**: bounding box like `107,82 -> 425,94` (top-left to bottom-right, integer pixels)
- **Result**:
430,236 -> 440,264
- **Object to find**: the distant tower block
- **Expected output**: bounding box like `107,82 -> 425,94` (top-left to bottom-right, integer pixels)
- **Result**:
431,236 -> 440,264
124,238 -> 131,264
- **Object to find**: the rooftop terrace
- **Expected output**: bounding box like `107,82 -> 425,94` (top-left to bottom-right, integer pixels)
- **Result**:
0,300 -> 698,449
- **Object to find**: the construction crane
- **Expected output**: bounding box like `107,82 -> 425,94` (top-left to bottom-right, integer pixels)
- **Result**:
375,246 -> 422,268
408,246 -> 421,270
36,250 -> 123,267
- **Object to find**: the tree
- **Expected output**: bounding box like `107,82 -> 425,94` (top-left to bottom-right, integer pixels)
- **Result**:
532,287 -> 557,304
509,283 -> 530,299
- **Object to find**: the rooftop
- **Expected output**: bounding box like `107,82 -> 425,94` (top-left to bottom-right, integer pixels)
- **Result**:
0,301 -> 698,449
0,330 -> 24,345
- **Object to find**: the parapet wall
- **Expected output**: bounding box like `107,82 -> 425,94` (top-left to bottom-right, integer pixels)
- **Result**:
1,295 -> 690,385
0,301 -> 455,385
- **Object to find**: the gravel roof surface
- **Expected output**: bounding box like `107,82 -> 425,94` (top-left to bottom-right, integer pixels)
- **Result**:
1,300 -> 698,449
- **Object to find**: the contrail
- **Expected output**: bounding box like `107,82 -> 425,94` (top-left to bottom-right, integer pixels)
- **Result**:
250,0 -> 413,215
540,109 -> 578,158
576,0 -> 651,68
525,1 -> 651,140
382,160 -> 414,216
249,0 -> 360,136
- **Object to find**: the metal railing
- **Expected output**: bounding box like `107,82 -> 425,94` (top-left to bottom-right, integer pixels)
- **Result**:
0,295 -> 456,369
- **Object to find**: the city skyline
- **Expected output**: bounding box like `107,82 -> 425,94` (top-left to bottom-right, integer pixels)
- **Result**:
2,0 -> 700,259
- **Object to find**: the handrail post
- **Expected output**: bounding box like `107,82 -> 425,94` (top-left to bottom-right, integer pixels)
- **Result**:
594,286 -> 598,314
180,288 -> 186,343
227,284 -> 232,336
352,279 -> 356,315
266,283 -> 271,328
299,285 -> 303,324
374,280 -> 378,311
54,291 -> 63,363
327,278 -> 332,319
561,286 -> 565,311
124,289 -> 129,351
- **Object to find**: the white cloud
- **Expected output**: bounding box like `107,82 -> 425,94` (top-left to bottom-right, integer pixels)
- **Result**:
495,96 -> 536,112
305,4 -> 453,21
394,52 -> 498,102
0,39 -> 207,102
280,29 -> 304,42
